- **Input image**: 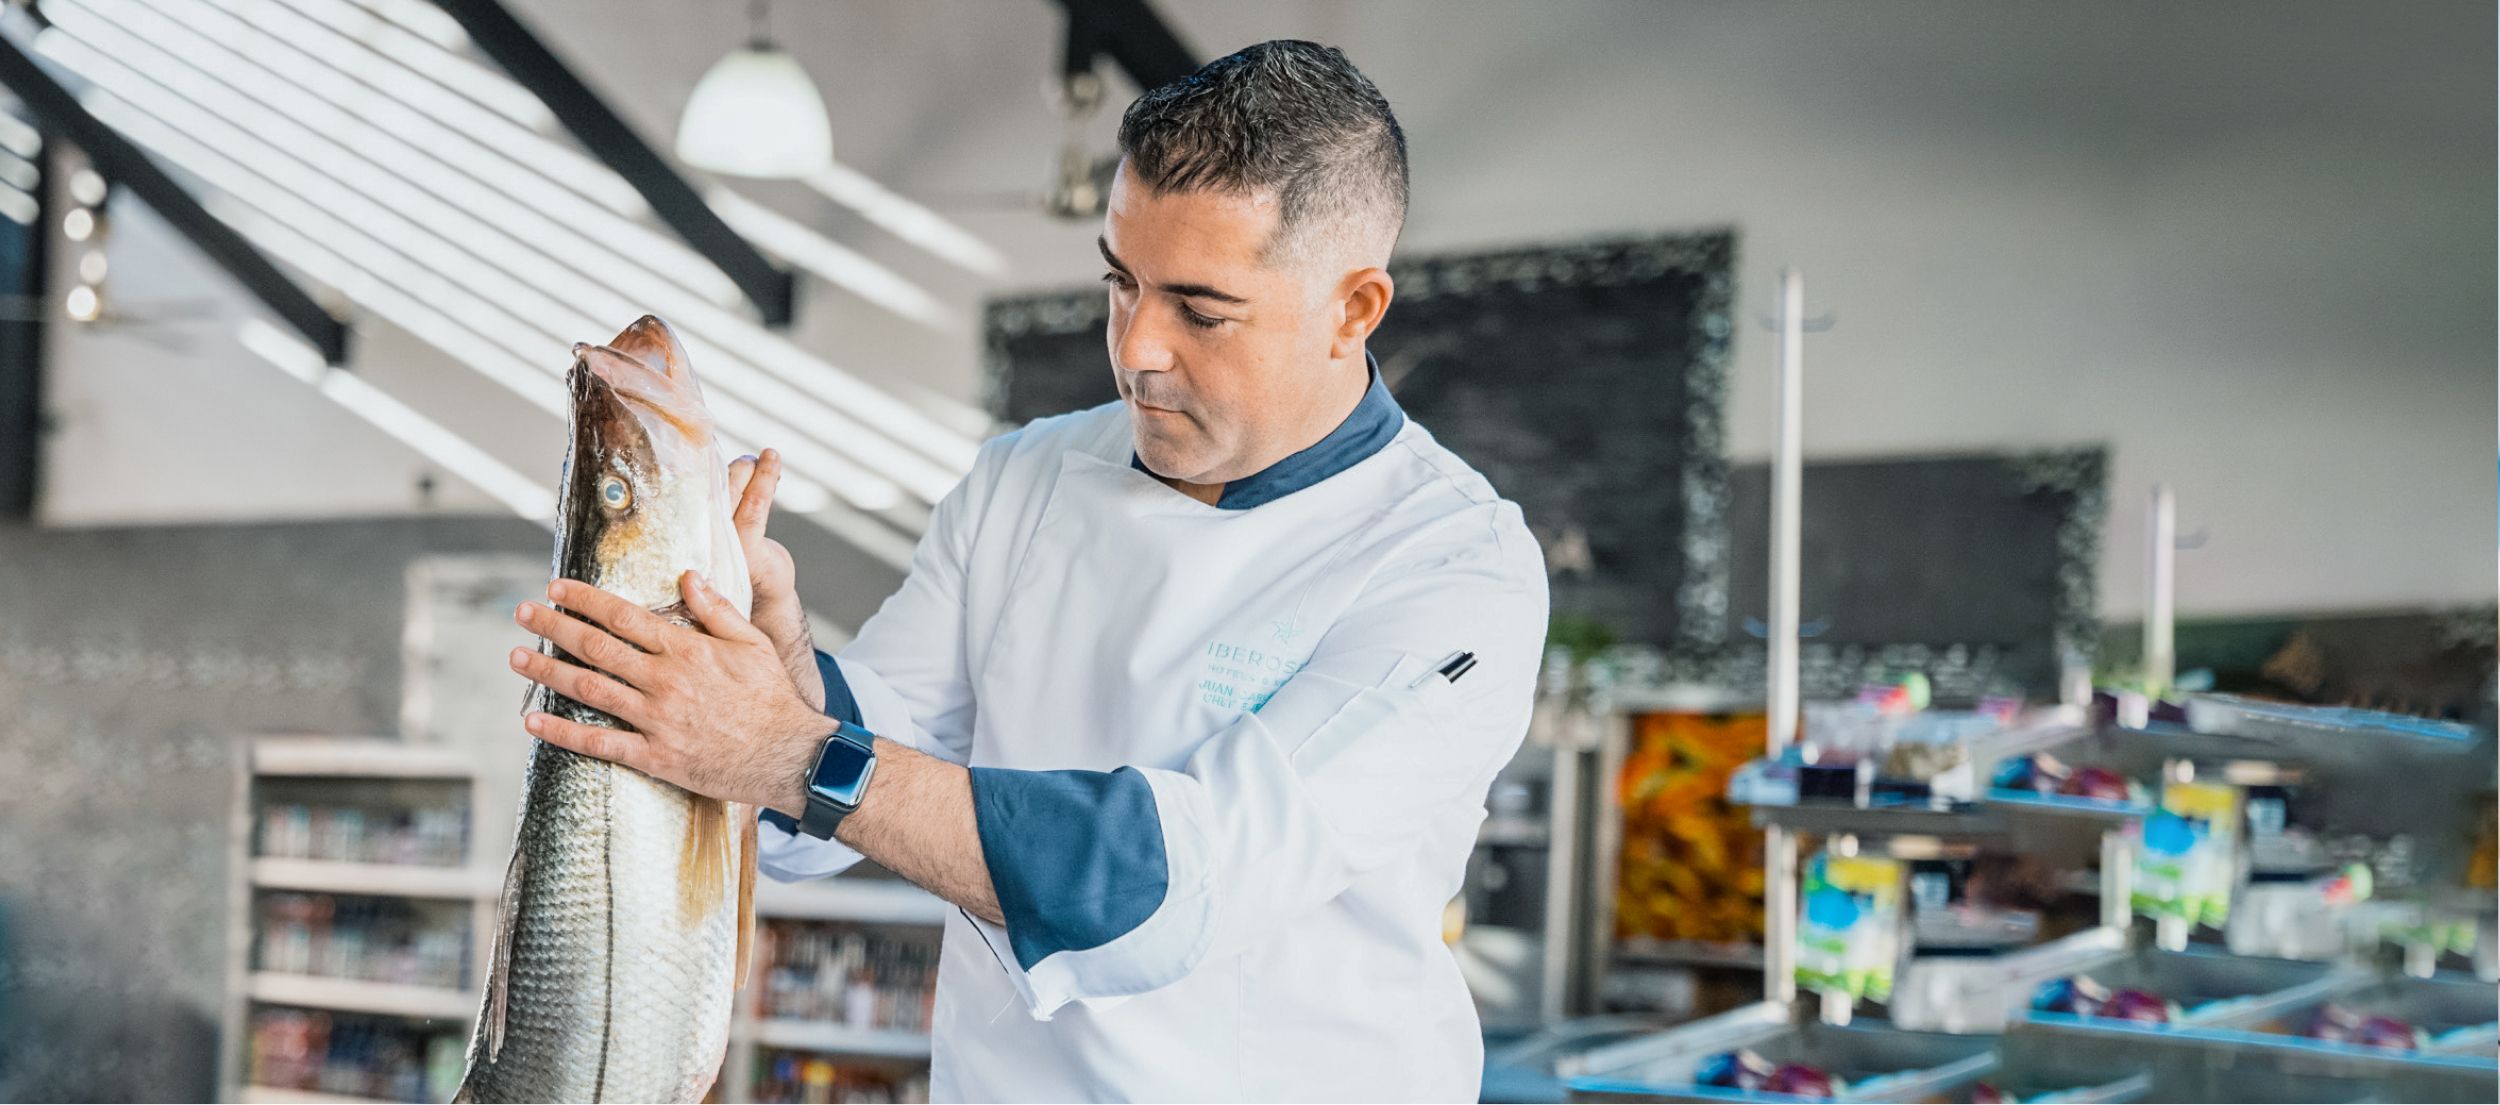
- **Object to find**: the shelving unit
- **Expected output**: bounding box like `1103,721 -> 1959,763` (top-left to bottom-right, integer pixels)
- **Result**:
725,875 -> 945,1103
751,1018 -> 935,1059
221,735 -> 491,1104
245,972 -> 478,1022
248,858 -> 499,900
234,1084 -> 400,1105
225,733 -> 950,1103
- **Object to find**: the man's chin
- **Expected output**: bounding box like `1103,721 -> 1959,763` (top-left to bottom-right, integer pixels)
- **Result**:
1132,439 -> 1217,484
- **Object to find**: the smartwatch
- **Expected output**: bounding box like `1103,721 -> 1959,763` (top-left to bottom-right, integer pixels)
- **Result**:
795,721 -> 879,840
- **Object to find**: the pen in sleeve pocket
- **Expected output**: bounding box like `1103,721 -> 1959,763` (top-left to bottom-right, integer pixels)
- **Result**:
1420,651 -> 1476,686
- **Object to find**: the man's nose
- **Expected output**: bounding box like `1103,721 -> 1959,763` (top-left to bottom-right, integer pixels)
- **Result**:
1112,301 -> 1178,375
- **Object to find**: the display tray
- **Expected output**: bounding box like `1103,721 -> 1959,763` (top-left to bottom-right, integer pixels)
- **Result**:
2013,945 -> 2363,1030
2012,958 -> 2496,1101
2182,694 -> 2482,751
2241,972 -> 2500,1061
1997,1026 -> 2488,1104
1562,1005 -> 2043,1103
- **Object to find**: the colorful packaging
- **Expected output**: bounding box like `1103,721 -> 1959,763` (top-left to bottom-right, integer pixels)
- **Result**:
2132,779 -> 2243,929
1796,851 -> 1905,1004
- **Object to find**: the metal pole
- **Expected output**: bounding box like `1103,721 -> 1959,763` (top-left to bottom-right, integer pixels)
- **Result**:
1769,268 -> 1805,754
1760,267 -> 1807,1005
2145,485 -> 2177,693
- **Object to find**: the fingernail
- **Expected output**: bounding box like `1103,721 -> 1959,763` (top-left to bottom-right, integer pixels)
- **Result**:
735,454 -> 758,465
514,603 -> 534,624
525,713 -> 545,734
510,647 -> 530,665
548,580 -> 565,601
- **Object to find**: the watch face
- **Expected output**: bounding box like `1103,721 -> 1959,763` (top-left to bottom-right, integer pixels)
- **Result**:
810,733 -> 876,810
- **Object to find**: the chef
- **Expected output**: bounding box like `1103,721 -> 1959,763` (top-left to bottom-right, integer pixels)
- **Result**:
506,39 -> 1548,1102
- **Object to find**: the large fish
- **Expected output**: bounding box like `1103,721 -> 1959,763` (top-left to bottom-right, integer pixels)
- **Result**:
456,315 -> 758,1103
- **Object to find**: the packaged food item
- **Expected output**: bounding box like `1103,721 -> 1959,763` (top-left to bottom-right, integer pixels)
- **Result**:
1795,851 -> 1905,1006
2304,1003 -> 2424,1051
1695,1050 -> 1844,1098
2031,975 -> 2178,1024
2132,777 -> 2242,936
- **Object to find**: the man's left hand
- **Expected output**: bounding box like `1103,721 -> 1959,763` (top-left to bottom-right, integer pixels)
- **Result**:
510,572 -> 822,816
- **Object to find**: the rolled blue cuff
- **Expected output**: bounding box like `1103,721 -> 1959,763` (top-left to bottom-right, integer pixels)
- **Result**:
762,649 -> 868,834
970,766 -> 1170,970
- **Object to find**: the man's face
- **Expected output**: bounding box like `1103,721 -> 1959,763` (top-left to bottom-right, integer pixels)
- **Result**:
1100,163 -> 1342,487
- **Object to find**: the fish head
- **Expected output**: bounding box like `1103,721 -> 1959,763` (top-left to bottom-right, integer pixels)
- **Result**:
555,315 -> 751,616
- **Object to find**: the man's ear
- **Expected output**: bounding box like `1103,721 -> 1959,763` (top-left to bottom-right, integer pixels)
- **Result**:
1329,266 -> 1395,359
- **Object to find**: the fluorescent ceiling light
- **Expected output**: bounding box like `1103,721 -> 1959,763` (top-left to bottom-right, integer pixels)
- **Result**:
266,0 -> 554,131
804,162 -> 1007,278
0,107 -> 38,159
0,185 -> 36,225
89,0 -> 985,470
63,43 -> 930,512
239,317 -> 559,521
705,186 -> 948,329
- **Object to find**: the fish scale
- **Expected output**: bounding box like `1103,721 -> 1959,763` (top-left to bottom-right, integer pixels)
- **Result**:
457,315 -> 757,1104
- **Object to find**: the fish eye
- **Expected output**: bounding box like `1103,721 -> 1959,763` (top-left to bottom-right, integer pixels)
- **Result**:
598,475 -> 631,512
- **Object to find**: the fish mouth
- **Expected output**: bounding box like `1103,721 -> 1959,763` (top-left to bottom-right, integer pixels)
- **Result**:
571,339 -> 710,446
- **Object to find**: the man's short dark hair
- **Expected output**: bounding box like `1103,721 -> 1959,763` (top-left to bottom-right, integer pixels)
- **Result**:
1117,40 -> 1408,264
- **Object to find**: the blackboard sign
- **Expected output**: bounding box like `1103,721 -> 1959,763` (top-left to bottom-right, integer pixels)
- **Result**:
1717,450 -> 2106,701
983,232 -> 1739,652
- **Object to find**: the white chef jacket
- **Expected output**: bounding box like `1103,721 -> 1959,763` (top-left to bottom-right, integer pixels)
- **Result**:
758,362 -> 1549,1102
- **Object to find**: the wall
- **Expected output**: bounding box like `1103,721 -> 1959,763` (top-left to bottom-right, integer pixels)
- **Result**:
31,0 -> 2496,624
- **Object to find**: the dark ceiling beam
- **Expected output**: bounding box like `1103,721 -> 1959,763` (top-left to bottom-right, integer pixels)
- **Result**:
0,32 -> 351,365
1050,0 -> 1199,91
428,0 -> 796,327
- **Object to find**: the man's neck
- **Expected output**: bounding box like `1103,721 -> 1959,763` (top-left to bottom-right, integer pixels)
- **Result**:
1160,357 -> 1370,506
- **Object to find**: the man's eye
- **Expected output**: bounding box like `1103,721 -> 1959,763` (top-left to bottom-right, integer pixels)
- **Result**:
1178,305 -> 1225,330
1100,271 -> 1133,291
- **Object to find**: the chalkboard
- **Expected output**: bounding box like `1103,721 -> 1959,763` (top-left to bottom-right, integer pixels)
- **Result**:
984,232 -> 1738,652
1717,450 -> 2106,701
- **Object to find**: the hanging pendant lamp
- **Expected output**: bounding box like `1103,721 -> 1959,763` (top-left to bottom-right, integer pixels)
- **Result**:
675,0 -> 832,178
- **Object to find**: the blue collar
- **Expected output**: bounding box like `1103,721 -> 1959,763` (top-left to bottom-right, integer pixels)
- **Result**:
1130,354 -> 1405,510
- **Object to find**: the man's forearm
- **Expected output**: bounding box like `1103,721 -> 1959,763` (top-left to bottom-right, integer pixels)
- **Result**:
773,738 -> 1005,925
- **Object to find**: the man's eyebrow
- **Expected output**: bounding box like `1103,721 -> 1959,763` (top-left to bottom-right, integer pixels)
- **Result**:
1098,237 -> 1249,305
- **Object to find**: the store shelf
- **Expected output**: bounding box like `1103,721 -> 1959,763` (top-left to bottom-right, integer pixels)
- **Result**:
236,1085 -> 403,1105
1748,799 -> 2004,838
251,857 -> 500,900
1478,816 -> 1549,847
252,737 -> 476,779
1613,937 -> 1767,971
754,877 -> 947,925
247,971 -> 475,1022
747,1017 -> 931,1059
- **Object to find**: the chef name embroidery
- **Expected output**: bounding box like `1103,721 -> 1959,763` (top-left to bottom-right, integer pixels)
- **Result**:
1199,640 -> 1306,714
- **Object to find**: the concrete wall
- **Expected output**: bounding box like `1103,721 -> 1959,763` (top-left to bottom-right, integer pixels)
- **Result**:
32,0 -> 2497,622
0,516 -> 541,1100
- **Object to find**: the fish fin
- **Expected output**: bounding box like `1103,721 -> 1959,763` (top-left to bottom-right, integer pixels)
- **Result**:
679,792 -> 731,927
482,839 -> 528,1064
734,806 -> 759,990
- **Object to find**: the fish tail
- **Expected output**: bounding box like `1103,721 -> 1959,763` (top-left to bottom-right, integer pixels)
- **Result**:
679,791 -> 732,925
734,808 -> 759,989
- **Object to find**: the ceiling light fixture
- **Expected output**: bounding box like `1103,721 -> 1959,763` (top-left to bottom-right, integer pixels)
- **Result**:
674,0 -> 831,179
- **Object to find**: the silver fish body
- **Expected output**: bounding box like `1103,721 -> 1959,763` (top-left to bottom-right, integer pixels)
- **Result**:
457,315 -> 756,1104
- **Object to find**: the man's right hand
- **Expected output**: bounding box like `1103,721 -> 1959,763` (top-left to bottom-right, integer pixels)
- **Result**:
728,449 -> 825,711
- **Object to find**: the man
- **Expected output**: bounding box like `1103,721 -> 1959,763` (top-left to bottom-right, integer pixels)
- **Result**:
508,40 -> 1548,1102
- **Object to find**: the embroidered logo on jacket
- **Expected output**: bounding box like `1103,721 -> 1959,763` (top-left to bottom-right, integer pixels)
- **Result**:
1200,639 -> 1307,713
